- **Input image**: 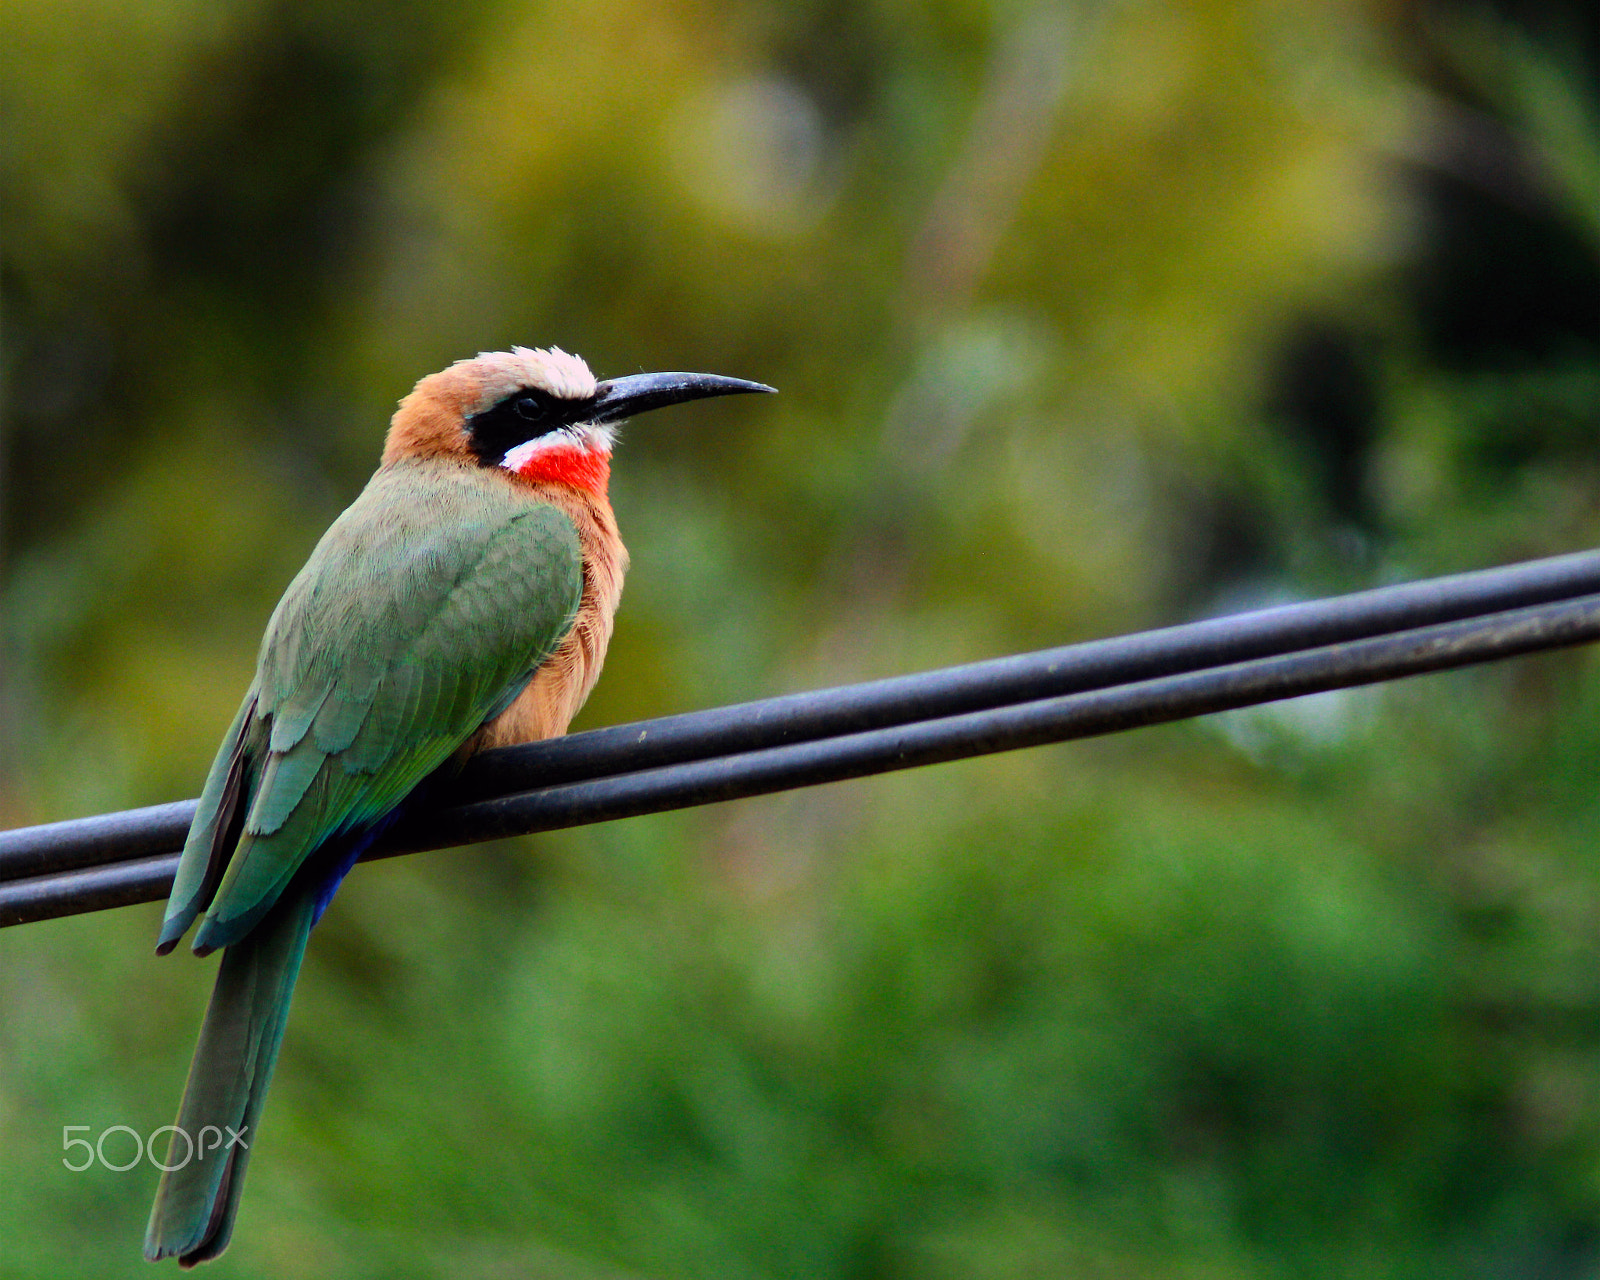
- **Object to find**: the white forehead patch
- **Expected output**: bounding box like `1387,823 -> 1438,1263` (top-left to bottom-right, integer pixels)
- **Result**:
457,345 -> 598,413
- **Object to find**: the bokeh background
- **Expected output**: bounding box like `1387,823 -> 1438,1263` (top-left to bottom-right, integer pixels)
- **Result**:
5,0 -> 1600,1275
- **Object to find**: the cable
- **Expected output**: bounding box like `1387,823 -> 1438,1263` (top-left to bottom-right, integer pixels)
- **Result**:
5,551 -> 1600,928
389,590 -> 1600,851
12,545 -> 1600,882
454,546 -> 1600,799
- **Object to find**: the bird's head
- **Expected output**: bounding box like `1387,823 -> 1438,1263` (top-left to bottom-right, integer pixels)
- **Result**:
384,346 -> 774,495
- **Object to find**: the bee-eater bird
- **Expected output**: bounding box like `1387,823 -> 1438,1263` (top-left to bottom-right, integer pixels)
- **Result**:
144,347 -> 774,1266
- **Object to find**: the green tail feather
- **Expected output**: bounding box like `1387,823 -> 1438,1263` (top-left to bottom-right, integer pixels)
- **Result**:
144,887 -> 316,1266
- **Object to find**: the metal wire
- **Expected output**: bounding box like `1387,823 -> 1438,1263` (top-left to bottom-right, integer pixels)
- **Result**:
7,548 -> 1600,929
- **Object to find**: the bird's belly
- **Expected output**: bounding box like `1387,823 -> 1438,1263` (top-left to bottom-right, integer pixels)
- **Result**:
477,621 -> 606,746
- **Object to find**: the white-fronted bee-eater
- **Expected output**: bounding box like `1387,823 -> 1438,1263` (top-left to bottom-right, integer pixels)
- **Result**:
145,347 -> 774,1265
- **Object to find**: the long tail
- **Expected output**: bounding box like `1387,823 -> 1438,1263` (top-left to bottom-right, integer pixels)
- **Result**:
144,886 -> 316,1266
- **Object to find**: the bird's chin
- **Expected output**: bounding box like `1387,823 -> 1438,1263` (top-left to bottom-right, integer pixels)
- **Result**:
500,428 -> 613,493
499,424 -> 613,473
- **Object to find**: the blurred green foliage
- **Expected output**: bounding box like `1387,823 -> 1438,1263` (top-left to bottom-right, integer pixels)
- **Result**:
4,0 -> 1600,1276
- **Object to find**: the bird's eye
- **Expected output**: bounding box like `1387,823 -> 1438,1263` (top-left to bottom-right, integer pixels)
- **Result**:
513,395 -> 548,422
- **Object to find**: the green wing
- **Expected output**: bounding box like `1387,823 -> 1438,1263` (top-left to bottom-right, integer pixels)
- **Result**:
158,459 -> 585,954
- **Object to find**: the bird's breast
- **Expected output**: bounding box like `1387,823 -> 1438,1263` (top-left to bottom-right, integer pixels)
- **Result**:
472,482 -> 628,749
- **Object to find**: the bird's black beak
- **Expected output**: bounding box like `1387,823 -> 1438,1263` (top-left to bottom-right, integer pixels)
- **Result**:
588,371 -> 776,424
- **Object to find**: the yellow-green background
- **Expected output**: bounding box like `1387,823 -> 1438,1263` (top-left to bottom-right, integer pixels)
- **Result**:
5,0 -> 1600,1275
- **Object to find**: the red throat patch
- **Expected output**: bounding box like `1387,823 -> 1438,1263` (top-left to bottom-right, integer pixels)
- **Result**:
510,443 -> 611,494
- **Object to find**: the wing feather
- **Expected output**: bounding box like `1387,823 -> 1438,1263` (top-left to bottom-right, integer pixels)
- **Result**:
165,460 -> 585,954
267,677 -> 334,753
